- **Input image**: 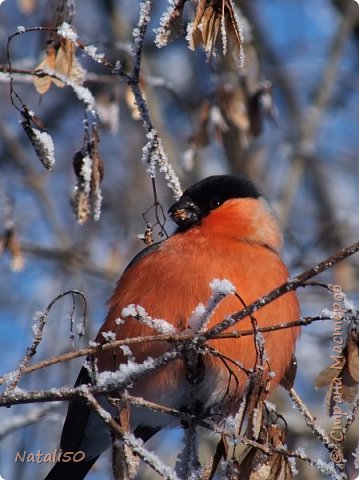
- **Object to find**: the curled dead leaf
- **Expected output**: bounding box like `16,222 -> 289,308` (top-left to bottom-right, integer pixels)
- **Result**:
33,45 -> 56,95
239,425 -> 292,480
33,37 -> 85,95
188,0 -> 242,60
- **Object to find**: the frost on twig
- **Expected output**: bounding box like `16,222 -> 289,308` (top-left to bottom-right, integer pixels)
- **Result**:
175,425 -> 201,480
57,21 -> 78,42
81,389 -> 180,480
141,129 -> 182,199
122,432 -> 180,480
189,278 -> 235,333
121,304 -> 176,334
41,66 -> 95,112
3,290 -> 87,393
96,350 -> 180,390
154,0 -> 186,47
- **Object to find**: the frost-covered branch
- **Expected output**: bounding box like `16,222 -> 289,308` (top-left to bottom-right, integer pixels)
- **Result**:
200,239 -> 359,342
0,314 -> 332,386
80,388 -> 180,480
121,304 -> 176,334
2,290 -> 86,391
189,278 -> 235,333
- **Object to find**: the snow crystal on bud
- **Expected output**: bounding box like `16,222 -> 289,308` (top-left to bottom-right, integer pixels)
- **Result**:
89,340 -> 98,347
154,0 -> 180,48
121,304 -> 138,318
112,60 -> 122,74
296,446 -> 306,457
315,459 -> 337,476
17,26 -> 26,33
352,443 -> 359,470
138,1 -> 151,27
97,357 -> 157,388
321,307 -> 334,318
32,129 -> 55,171
93,186 -> 102,222
57,22 -> 78,42
32,310 -> 47,336
80,155 -> 92,194
120,345 -> 133,357
102,331 -> 116,342
186,22 -> 195,50
150,318 -> 176,334
115,317 -> 125,326
3,369 -> 20,386
210,279 -> 235,296
188,303 -> 206,331
288,457 -> 298,476
84,45 -> 105,63
189,280 -> 235,333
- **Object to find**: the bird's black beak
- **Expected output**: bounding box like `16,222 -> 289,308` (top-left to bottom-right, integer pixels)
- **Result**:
168,196 -> 201,231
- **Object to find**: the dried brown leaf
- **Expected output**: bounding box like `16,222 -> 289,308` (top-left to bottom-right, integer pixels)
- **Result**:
238,425 -> 292,480
188,0 -> 242,59
251,425 -> 292,480
33,46 -> 57,94
225,0 -> 242,57
250,453 -> 292,480
33,35 -> 84,94
52,38 -> 75,87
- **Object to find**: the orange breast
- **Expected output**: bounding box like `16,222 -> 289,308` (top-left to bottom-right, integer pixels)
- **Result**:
95,228 -> 300,416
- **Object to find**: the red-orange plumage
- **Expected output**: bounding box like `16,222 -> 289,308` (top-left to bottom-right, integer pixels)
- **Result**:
96,196 -> 299,415
45,175 -> 300,480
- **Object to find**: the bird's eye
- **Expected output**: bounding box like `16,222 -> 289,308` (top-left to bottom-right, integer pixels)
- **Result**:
209,197 -> 223,209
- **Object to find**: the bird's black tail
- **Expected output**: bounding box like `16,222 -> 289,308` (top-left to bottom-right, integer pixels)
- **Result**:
44,455 -> 98,480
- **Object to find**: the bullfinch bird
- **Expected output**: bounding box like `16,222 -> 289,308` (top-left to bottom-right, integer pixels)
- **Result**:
44,174 -> 300,480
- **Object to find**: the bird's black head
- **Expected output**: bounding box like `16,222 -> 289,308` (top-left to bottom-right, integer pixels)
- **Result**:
168,175 -> 260,232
